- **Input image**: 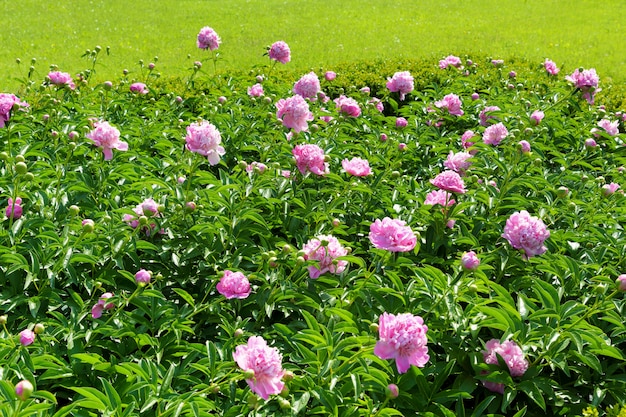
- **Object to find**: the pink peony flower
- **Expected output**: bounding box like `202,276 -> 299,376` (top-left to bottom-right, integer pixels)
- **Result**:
585,138 -> 597,148
360,86 -> 371,94
398,143 -> 407,151
530,110 -> 544,126
386,71 -> 414,100
439,55 -> 462,69
519,140 -> 531,154
233,336 -> 285,399
479,106 -> 501,126
185,120 -> 225,165
334,95 -> 361,117
369,97 -> 384,113
302,235 -> 348,279
434,93 -> 464,116
292,144 -> 328,176
395,117 -> 408,128
324,71 -> 336,81
544,59 -> 560,75
247,83 -> 264,97
130,82 -> 148,94
566,68 -> 600,104
483,122 -> 509,146
342,157 -> 372,177
431,170 -> 466,194
602,182 -> 620,196
387,384 -> 399,399
276,95 -> 314,132
135,269 -> 152,284
246,161 -> 267,173
461,130 -> 477,151
471,92 -> 480,101
374,312 -> 429,373
216,270 -> 251,299
617,274 -> 626,291
15,380 -> 34,401
293,72 -> 320,100
444,151 -> 472,175
424,189 -> 455,207
19,329 -> 35,346
6,197 -> 23,220
0,93 -> 29,128
91,292 -> 115,319
461,251 -> 480,271
369,217 -> 416,252
197,26 -> 221,51
268,41 -> 291,64
482,339 -> 529,393
86,121 -> 128,161
502,210 -> 550,259
123,198 -> 164,236
48,71 -> 76,89
592,118 -> 619,137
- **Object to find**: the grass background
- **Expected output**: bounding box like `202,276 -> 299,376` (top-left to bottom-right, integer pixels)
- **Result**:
1,0 -> 625,90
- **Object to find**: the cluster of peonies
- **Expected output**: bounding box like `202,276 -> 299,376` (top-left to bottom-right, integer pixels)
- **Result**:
48,71 -> 76,90
86,121 -> 128,160
276,95 -> 314,132
292,144 -> 328,176
0,93 -> 28,128
502,210 -> 550,259
374,312 -> 429,373
217,270 -> 251,299
482,339 -> 529,393
185,120 -> 225,165
369,217 -> 416,252
301,235 -> 348,279
91,292 -> 115,319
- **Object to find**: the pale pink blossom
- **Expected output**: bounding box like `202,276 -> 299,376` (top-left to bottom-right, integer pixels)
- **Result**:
185,120 -> 225,165
483,122 -> 508,146
233,336 -> 285,399
530,110 -> 544,126
424,189 -> 455,207
276,95 -> 314,132
360,86 -> 370,94
292,144 -> 328,176
369,217 -> 416,252
461,251 -> 480,271
123,198 -> 164,236
444,151 -> 472,175
438,55 -> 462,69
293,72 -> 320,100
398,143 -> 407,151
369,97 -> 384,112
6,197 -> 23,220
395,117 -> 408,128
592,119 -> 619,137
374,312 -> 429,373
434,93 -> 464,116
602,182 -> 620,196
86,121 -> 128,161
482,339 -> 529,393
566,68 -> 600,104
502,210 -> 550,259
387,384 -> 399,399
519,140 -> 531,154
268,41 -> 291,64
246,161 -> 267,173
302,235 -> 348,279
479,106 -> 501,126
19,329 -> 35,346
135,269 -> 152,284
585,138 -> 597,148
0,93 -> 29,128
461,130 -> 477,151
91,292 -> 115,319
617,274 -> 626,291
342,157 -> 372,177
217,270 -> 251,299
544,59 -> 560,75
247,83 -> 264,97
130,82 -> 148,94
197,26 -> 221,51
324,71 -> 336,81
48,71 -> 76,89
386,71 -> 414,100
334,95 -> 361,117
471,92 -> 480,101
431,170 -> 466,194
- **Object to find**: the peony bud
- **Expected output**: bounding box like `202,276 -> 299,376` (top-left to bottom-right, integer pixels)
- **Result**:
387,383 -> 399,399
15,380 -> 34,401
19,329 -> 35,346
14,162 -> 28,175
34,323 -> 45,334
617,274 -> 626,291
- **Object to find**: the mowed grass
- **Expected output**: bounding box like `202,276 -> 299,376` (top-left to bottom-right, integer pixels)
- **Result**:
1,0 -> 625,90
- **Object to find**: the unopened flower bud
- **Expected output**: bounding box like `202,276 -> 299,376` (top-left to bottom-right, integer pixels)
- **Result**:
282,244 -> 293,254
280,385 -> 290,397
15,380 -> 34,401
556,186 -> 569,198
209,383 -> 220,394
323,154 -> 331,162
69,205 -> 80,216
218,96 -> 227,104
332,218 -> 340,227
296,256 -> 305,265
0,315 -> 7,325
369,323 -> 379,333
24,172 -> 34,182
268,257 -> 278,268
14,162 -> 28,175
617,274 -> 626,291
243,369 -> 255,380
148,63 -> 155,70
82,219 -> 95,233
282,370 -> 295,382
387,383 -> 399,399
139,215 -> 149,225
0,152 -> 8,161
279,399 -> 291,410
15,154 -> 25,163
185,201 -> 196,212
391,171 -> 400,179
34,323 -> 45,334
234,328 -> 244,338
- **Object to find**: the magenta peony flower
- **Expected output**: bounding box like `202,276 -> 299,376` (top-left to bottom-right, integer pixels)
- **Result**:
135,269 -> 152,284
444,151 -> 472,175
48,71 -> 76,89
276,95 -> 314,132
386,71 -> 414,100
342,157 -> 372,177
431,170 -> 466,194
502,210 -> 550,259
438,55 -> 462,69
544,59 -> 560,75
19,329 -> 35,346
185,120 -> 225,165
395,117 -> 408,128
530,110 -> 544,126
592,118 -> 619,137
197,26 -> 221,51
482,339 -> 529,393
387,383 -> 399,399
6,197 -> 23,220
130,82 -> 148,94
268,41 -> 291,64
86,121 -> 128,161
434,93 -> 464,116
461,251 -> 480,271
424,189 -> 455,207
369,217 -> 416,252
292,144 -> 328,176
15,380 -> 34,401
302,235 -> 348,279
334,95 -> 361,117
324,71 -> 336,81
479,106 -> 501,126
233,336 -> 285,399
0,93 -> 29,128
293,72 -> 320,100
216,270 -> 251,299
247,83 -> 264,97
483,122 -> 509,146
91,292 -> 115,319
519,140 -> 531,154
566,68 -> 600,104
374,312 -> 429,373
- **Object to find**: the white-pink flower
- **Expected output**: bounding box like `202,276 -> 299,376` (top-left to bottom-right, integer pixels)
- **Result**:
544,59 -> 560,75
439,55 -> 462,69
197,26 -> 221,51
293,72 -> 321,100
386,71 -> 414,101
216,270 -> 251,299
48,71 -> 76,89
374,312 -> 429,373
502,210 -> 550,259
247,83 -> 264,97
592,119 -> 619,137
434,93 -> 464,116
185,120 -> 225,165
276,95 -> 314,132
302,235 -> 348,279
483,122 -> 508,146
334,95 -> 361,117
233,336 -> 285,400
444,151 -> 472,174
292,144 -> 328,176
342,157 -> 372,177
86,121 -> 128,161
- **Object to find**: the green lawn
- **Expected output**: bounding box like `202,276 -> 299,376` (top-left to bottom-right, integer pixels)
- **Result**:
2,0 -> 625,90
